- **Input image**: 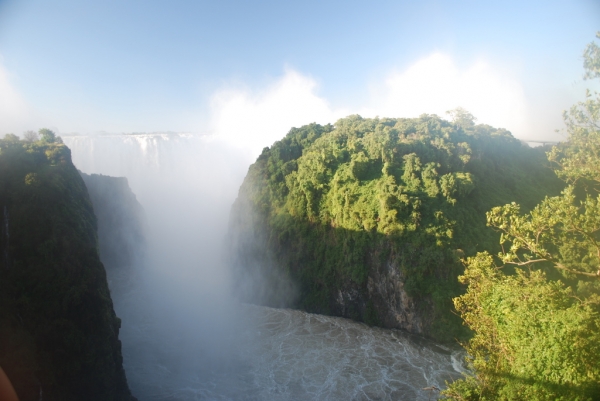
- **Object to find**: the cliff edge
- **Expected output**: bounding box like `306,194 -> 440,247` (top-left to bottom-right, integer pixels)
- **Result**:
0,134 -> 136,401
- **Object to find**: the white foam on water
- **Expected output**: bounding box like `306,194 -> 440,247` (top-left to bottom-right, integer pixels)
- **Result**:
117,303 -> 462,401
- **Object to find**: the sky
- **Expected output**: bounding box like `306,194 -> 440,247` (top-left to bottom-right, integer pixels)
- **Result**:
0,0 -> 598,154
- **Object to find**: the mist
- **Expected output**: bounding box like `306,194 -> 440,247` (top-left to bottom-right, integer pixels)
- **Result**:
62,130 -> 464,400
4,50 -> 584,144
63,133 -> 257,397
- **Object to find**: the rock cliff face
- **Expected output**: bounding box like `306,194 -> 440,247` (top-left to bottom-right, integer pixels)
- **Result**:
228,115 -> 564,342
80,173 -> 145,295
0,135 -> 136,401
335,255 -> 426,334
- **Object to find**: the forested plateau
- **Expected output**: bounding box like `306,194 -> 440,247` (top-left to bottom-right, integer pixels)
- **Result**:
228,113 -> 564,342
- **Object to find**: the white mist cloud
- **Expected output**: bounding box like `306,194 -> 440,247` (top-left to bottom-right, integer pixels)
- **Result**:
0,59 -> 34,135
361,53 -> 529,136
208,69 -> 348,158
1,52 -> 537,145
208,54 -> 532,158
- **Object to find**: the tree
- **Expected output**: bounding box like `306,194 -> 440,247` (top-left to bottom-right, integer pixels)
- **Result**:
446,107 -> 477,129
444,254 -> 600,400
23,130 -> 38,142
2,134 -> 19,142
584,32 -> 600,80
38,128 -> 57,143
443,34 -> 600,400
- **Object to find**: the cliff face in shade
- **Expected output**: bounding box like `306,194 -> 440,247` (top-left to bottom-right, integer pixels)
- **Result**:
80,173 -> 145,295
227,115 -> 565,342
0,136 -> 136,401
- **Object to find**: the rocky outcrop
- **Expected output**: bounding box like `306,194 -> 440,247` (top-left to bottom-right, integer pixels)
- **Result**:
309,248 -> 429,334
367,259 -> 424,332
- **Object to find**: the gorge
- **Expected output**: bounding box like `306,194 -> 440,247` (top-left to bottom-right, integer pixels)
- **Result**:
62,128 -> 466,400
1,115 -> 564,400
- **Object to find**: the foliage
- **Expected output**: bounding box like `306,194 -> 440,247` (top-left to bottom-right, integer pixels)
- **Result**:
38,128 -> 61,144
445,255 -> 599,400
0,134 -> 135,400
22,131 -> 39,143
583,32 -> 600,80
446,107 -> 477,129
487,188 -> 600,280
444,33 -> 600,400
230,113 -> 562,342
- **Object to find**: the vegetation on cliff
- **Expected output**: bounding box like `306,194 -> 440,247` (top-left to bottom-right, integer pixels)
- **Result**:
443,34 -> 600,401
229,109 -> 563,341
0,131 -> 135,401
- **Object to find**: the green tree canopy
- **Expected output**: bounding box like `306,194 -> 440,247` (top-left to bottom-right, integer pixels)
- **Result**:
38,128 -> 58,143
444,33 -> 600,401
446,107 -> 477,129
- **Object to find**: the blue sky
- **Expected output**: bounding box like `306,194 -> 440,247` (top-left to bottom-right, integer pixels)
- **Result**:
0,0 -> 598,151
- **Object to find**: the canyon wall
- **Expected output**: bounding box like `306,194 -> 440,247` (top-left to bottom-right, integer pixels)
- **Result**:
0,135 -> 136,401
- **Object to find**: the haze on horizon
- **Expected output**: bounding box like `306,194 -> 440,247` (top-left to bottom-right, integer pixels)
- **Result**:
0,0 -> 599,157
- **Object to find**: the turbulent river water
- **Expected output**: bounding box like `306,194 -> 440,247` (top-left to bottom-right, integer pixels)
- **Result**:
117,301 -> 464,401
63,133 -> 465,401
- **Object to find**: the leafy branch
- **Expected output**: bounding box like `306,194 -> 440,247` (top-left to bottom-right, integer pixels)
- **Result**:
487,187 -> 600,278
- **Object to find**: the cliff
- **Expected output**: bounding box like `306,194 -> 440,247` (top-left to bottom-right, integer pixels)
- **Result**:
0,134 -> 136,401
227,114 -> 564,342
80,173 -> 145,295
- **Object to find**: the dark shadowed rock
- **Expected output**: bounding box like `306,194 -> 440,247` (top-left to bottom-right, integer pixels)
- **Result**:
0,136 -> 137,401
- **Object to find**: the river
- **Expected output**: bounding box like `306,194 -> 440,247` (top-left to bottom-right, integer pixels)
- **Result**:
117,301 -> 463,401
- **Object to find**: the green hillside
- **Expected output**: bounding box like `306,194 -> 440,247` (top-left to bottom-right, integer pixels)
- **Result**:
0,132 -> 135,401
229,112 -> 564,341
